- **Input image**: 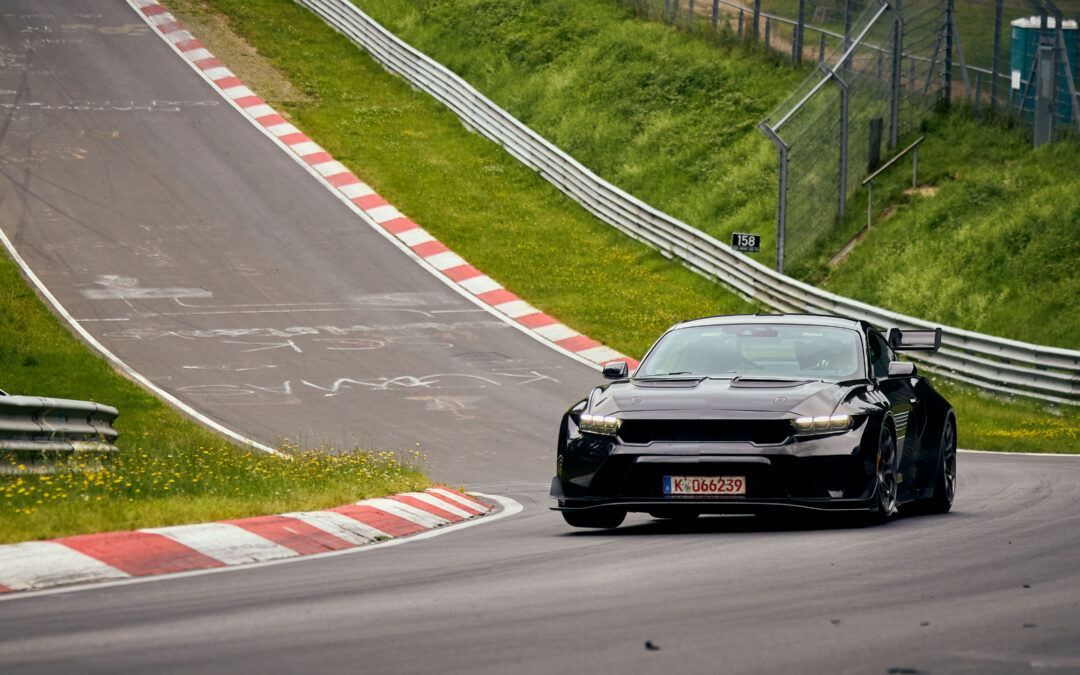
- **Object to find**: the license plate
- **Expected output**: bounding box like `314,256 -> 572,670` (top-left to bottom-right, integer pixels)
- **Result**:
663,476 -> 746,495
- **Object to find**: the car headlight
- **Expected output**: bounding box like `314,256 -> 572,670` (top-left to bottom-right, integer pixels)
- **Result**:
579,413 -> 621,436
792,414 -> 852,434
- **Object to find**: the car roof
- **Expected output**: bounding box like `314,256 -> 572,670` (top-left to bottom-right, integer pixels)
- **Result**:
670,313 -> 864,332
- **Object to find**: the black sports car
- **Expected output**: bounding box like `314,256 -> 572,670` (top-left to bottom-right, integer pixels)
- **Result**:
551,314 -> 957,528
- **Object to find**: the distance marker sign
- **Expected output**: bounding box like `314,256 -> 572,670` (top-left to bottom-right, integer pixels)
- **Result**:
731,233 -> 761,252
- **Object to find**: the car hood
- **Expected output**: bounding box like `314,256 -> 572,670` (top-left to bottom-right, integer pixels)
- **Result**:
589,377 -> 857,419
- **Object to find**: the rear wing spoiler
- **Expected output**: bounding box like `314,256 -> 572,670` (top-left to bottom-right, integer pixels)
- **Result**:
887,327 -> 942,352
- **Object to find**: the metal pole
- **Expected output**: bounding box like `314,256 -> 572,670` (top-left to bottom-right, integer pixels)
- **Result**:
795,0 -> 806,65
765,17 -> 771,48
758,122 -> 789,274
712,0 -> 719,31
991,0 -> 1003,113
754,0 -> 761,40
839,80 -> 849,221
912,144 -> 919,190
738,10 -> 744,38
974,71 -> 983,116
867,180 -> 874,229
890,0 -> 903,147
944,0 -> 953,103
844,0 -> 854,72
819,32 -> 826,64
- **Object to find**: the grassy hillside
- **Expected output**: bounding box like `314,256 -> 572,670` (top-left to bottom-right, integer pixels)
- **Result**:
352,0 -> 1079,350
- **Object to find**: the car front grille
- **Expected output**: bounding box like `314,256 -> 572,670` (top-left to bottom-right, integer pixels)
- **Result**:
617,419 -> 790,445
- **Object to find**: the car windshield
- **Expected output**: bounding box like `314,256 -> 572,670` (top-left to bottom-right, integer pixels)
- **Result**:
636,323 -> 865,381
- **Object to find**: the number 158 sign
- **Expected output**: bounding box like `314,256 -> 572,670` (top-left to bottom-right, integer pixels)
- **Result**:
731,233 -> 761,252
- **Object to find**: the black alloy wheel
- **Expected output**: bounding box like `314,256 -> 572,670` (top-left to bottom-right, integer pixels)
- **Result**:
562,508 -> 627,529
868,423 -> 898,525
925,413 -> 957,514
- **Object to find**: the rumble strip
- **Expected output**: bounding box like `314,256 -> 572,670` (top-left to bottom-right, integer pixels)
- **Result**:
0,488 -> 492,593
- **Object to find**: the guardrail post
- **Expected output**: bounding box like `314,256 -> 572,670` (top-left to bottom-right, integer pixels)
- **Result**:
753,0 -> 761,40
765,17 -> 771,48
819,32 -> 826,64
712,0 -> 719,31
738,10 -> 744,38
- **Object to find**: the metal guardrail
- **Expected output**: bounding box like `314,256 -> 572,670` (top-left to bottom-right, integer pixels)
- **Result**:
0,395 -> 119,472
296,0 -> 1080,405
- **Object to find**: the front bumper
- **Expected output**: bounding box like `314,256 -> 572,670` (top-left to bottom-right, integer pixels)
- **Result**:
553,427 -> 880,515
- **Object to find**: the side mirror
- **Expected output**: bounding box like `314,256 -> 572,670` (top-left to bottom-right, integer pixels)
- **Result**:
602,361 -> 629,380
887,361 -> 916,377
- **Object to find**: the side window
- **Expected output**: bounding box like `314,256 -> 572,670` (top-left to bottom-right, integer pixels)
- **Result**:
867,331 -> 893,378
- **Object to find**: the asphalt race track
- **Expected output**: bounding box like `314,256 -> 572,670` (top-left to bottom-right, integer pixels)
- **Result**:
1,2 -> 1078,673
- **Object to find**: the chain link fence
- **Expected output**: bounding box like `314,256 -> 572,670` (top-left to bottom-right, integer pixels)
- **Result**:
620,0 -> 1079,273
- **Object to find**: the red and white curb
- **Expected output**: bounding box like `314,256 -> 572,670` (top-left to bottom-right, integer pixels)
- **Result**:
129,0 -> 639,371
0,487 -> 492,593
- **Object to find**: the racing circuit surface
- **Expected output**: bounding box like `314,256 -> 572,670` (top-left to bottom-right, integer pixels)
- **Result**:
1,1 -> 1078,673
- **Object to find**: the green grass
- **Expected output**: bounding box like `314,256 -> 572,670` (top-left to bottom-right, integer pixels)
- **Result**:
161,0 -> 1077,455
0,251 -> 427,544
814,110 -> 1080,348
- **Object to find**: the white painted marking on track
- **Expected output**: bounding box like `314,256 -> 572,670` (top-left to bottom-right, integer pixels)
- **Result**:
266,122 -> 301,137
402,492 -> 476,519
366,205 -> 404,223
0,542 -> 129,591
0,493 -> 519,601
427,487 -> 486,512
141,523 -> 297,565
397,229 -> 435,247
533,323 -> 578,341
361,498 -> 451,528
340,182 -> 374,199
424,251 -> 467,271
459,275 -> 501,295
245,104 -> 276,119
279,511 -> 388,544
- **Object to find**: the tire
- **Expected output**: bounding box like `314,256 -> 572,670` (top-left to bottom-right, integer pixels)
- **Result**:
924,413 -> 957,514
562,508 -> 626,529
866,422 -> 898,526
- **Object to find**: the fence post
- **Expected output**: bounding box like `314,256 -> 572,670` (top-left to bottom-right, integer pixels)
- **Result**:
991,0 -> 1003,113
739,10 -> 744,38
765,17 -> 771,48
838,78 -> 849,221
712,0 -> 719,31
844,0 -> 854,71
754,0 -> 761,40
795,0 -> 806,65
890,0 -> 902,147
944,0 -> 953,103
819,32 -> 826,64
758,122 -> 789,274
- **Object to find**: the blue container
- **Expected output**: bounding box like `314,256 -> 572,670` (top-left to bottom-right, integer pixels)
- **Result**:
1009,16 -> 1079,123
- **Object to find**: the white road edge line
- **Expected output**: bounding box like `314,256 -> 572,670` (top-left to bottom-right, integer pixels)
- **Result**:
0,493 -> 521,601
0,227 -> 285,458
958,448 -> 1080,458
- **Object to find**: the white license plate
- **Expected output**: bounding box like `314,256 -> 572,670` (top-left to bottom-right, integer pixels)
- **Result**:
663,476 -> 746,495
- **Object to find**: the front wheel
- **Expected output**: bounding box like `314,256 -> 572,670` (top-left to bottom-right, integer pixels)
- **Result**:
924,413 -> 957,514
866,423 -> 898,526
562,508 -> 626,529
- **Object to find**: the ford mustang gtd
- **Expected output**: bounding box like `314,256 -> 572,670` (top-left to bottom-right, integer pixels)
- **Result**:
551,314 -> 957,528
